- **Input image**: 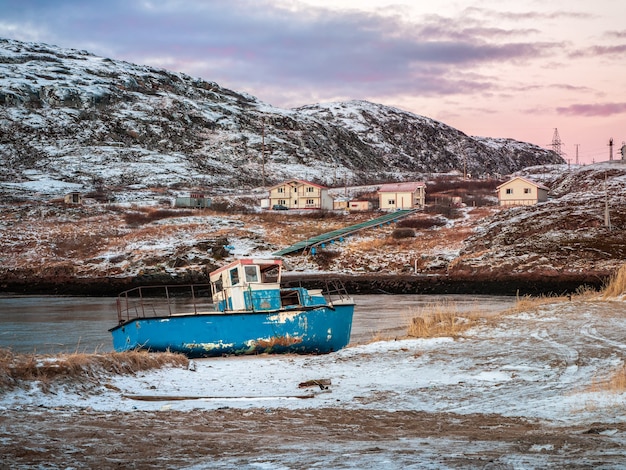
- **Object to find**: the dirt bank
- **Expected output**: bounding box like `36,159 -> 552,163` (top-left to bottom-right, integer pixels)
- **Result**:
0,270 -> 607,296
1,407 -> 623,469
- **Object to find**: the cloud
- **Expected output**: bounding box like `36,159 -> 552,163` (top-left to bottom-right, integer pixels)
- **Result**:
569,44 -> 626,58
557,103 -> 626,116
463,7 -> 593,22
0,0 -> 566,105
605,30 -> 626,39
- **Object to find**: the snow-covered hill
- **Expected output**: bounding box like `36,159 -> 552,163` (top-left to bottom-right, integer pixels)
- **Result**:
0,38 -> 562,201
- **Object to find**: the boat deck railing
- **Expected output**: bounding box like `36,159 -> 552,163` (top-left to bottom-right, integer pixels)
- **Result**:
322,278 -> 353,306
116,284 -> 214,324
286,278 -> 353,307
115,279 -> 353,324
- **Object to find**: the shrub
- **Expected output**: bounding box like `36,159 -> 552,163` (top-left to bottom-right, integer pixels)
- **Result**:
397,217 -> 446,230
299,210 -> 342,220
312,249 -> 340,270
425,203 -> 462,219
391,228 -> 415,239
426,178 -> 502,195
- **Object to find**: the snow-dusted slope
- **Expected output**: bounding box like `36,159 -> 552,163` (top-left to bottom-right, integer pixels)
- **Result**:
453,162 -> 626,277
0,38 -> 563,201
299,101 -> 562,177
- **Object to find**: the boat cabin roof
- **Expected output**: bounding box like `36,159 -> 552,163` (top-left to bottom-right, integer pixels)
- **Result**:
209,258 -> 283,283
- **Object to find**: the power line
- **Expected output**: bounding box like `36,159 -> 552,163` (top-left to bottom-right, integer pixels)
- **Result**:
550,128 -> 564,157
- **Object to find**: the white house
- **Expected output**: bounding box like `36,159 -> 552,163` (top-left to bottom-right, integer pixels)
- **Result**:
378,182 -> 426,211
497,177 -> 549,206
175,192 -> 211,208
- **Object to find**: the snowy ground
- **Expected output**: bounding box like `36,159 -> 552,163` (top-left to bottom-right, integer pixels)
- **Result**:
2,298 -> 626,468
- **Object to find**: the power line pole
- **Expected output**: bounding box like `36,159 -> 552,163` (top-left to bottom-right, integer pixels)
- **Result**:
261,118 -> 266,188
609,138 -> 614,161
551,128 -> 564,157
604,172 -> 611,230
575,144 -> 579,165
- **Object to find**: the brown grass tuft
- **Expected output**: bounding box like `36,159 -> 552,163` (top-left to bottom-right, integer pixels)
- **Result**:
504,292 -> 571,315
602,264 -> 626,299
406,301 -> 484,339
608,366 -> 626,392
0,349 -> 189,392
588,364 -> 626,394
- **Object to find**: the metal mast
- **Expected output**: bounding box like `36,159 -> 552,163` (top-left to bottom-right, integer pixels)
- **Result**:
551,128 -> 564,157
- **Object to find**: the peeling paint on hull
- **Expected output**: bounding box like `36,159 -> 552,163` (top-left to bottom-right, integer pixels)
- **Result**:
110,305 -> 354,358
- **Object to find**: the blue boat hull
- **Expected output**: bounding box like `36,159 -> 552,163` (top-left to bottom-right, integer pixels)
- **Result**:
109,304 -> 354,357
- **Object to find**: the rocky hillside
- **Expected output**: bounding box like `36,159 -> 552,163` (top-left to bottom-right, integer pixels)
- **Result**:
0,38 -> 563,202
449,163 -> 626,283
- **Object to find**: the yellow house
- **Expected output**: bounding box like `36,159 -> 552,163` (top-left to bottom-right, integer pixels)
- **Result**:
332,197 -> 350,211
348,200 -> 373,211
378,182 -> 425,211
268,179 -> 333,210
497,176 -> 549,206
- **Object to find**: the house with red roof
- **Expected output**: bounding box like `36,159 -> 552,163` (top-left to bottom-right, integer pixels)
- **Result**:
378,181 -> 426,211
267,179 -> 333,210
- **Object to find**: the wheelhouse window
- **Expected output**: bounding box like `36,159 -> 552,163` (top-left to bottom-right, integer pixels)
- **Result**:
244,265 -> 259,283
229,268 -> 240,286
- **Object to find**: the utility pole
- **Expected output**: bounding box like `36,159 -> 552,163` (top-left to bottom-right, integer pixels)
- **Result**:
609,138 -> 614,161
604,171 -> 611,230
261,118 -> 266,188
575,144 -> 579,165
458,143 -> 467,179
463,151 -> 467,180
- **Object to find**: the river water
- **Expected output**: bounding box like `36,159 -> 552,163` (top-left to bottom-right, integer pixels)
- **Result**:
0,294 -> 516,354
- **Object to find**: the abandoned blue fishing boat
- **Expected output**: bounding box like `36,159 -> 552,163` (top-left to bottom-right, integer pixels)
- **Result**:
109,258 -> 355,357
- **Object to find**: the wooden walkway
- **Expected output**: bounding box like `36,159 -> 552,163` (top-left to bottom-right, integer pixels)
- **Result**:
272,209 -> 418,256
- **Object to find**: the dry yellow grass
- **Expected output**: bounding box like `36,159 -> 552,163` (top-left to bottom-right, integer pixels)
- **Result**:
0,349 -> 189,391
602,264 -> 626,298
505,294 -> 557,314
406,301 -> 486,339
608,366 -> 626,392
588,364 -> 626,394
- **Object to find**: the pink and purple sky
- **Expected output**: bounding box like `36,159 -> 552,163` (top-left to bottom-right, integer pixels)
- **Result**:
2,0 -> 625,164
